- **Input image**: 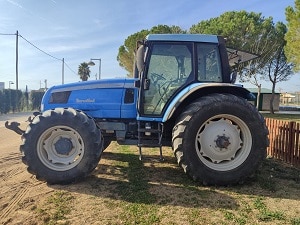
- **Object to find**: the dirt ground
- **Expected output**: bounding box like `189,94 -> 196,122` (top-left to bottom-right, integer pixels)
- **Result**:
0,113 -> 43,224
0,113 -> 299,225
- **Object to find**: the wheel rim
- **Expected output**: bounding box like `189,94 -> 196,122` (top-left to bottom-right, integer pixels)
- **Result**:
37,126 -> 84,171
195,114 -> 252,171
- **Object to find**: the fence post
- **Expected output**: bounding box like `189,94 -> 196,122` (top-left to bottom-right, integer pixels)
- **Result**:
288,122 -> 296,164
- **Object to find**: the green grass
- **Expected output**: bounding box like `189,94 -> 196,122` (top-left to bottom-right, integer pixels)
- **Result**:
262,112 -> 300,122
254,197 -> 285,222
114,145 -> 156,204
104,145 -> 299,224
113,145 -> 160,224
36,191 -> 74,225
291,217 -> 300,225
31,143 -> 300,225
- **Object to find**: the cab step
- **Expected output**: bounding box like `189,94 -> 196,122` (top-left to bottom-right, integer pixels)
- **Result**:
137,121 -> 164,161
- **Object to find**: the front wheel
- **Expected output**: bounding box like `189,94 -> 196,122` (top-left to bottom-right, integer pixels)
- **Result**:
172,94 -> 268,185
21,108 -> 103,184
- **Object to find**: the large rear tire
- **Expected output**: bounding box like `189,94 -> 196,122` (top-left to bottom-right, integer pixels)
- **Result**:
172,94 -> 268,185
20,108 -> 103,184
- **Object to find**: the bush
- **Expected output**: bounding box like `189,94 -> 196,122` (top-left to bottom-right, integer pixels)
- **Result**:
0,89 -> 45,113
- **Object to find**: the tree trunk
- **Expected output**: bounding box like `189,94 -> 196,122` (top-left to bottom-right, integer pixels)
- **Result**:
256,84 -> 261,109
270,82 -> 276,114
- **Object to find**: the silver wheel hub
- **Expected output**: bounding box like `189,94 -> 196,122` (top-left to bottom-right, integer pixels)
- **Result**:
195,115 -> 252,171
54,137 -> 73,155
38,126 -> 84,171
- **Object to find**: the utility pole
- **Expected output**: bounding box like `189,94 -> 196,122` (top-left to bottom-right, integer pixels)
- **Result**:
16,30 -> 19,90
25,85 -> 29,110
90,58 -> 101,80
62,58 -> 64,84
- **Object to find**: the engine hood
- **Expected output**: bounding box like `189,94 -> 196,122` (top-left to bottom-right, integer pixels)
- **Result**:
41,78 -> 138,119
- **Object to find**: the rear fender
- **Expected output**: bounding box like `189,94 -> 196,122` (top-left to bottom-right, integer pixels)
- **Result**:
162,83 -> 255,122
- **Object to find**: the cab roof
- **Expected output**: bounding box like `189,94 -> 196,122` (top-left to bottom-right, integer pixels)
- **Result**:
146,34 -> 219,43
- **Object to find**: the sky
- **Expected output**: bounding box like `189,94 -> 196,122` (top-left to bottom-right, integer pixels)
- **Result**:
0,0 -> 299,92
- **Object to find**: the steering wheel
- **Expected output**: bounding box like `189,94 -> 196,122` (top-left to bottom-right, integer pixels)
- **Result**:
150,73 -> 165,85
158,80 -> 174,102
152,79 -> 174,113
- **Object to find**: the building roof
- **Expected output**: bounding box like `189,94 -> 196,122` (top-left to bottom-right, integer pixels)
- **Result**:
281,93 -> 296,98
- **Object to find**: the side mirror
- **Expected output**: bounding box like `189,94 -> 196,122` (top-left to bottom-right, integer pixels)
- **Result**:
136,45 -> 145,73
230,71 -> 237,84
144,79 -> 150,90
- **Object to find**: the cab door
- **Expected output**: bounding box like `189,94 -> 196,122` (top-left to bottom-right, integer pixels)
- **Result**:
140,42 -> 193,116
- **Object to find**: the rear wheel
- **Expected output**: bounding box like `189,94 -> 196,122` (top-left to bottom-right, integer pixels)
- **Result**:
172,94 -> 268,185
21,108 -> 103,184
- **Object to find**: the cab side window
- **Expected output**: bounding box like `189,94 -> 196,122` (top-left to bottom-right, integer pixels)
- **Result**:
197,44 -> 222,82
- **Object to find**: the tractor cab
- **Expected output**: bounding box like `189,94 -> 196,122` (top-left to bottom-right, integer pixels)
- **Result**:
134,34 -> 258,118
135,34 -> 229,117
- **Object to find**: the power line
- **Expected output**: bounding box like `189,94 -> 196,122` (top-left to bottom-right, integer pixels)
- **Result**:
1,31 -> 78,79
18,32 -> 77,75
18,33 -> 61,61
0,33 -> 16,35
64,61 -> 77,75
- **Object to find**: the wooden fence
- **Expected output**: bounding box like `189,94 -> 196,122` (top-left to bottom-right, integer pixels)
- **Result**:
265,118 -> 300,167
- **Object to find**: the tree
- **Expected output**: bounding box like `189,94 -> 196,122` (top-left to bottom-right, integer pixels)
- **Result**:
3,90 -> 11,113
117,25 -> 186,77
78,62 -> 91,81
0,89 -> 38,113
30,91 -> 44,110
285,0 -> 300,72
262,23 -> 293,113
117,29 -> 149,77
0,91 -> 4,114
190,11 -> 284,110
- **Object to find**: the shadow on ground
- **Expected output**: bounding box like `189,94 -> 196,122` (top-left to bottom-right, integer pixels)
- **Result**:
49,149 -> 300,209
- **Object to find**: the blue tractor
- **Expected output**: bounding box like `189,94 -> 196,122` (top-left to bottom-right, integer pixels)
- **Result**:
8,34 -> 268,185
